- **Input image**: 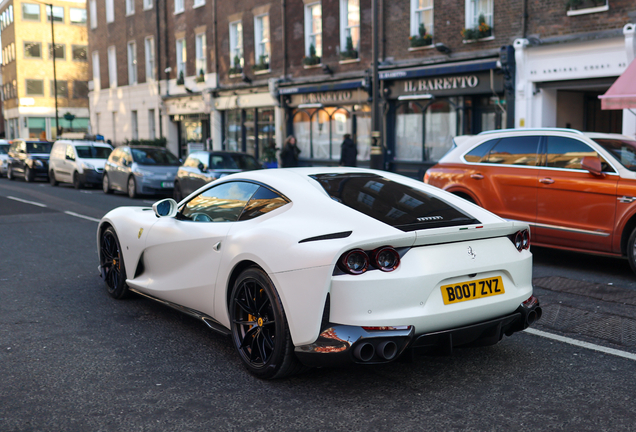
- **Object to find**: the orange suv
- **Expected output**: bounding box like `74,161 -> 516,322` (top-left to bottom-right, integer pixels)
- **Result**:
424,128 -> 636,274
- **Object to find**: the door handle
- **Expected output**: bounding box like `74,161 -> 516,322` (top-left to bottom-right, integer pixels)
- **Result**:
470,173 -> 484,180
539,178 -> 554,184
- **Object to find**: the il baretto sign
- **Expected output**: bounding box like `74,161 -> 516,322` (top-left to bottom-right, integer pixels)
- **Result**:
387,71 -> 503,99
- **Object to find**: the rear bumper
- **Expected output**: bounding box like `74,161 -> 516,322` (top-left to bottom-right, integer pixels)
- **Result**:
294,297 -> 541,368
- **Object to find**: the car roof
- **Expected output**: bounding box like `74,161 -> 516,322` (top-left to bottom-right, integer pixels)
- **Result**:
54,139 -> 112,147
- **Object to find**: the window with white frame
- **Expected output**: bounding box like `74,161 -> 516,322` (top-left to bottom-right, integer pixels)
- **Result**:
148,109 -> 156,140
465,0 -> 492,30
108,45 -> 117,88
126,0 -> 134,15
106,0 -> 114,23
229,21 -> 243,72
89,0 -> 97,29
339,0 -> 359,56
411,0 -> 433,39
194,0 -> 205,7
175,0 -> 184,14
145,37 -> 155,80
176,38 -> 186,79
254,14 -> 270,68
92,51 -> 100,88
304,3 -> 322,59
195,33 -> 206,76
143,0 -> 153,10
127,41 -> 137,85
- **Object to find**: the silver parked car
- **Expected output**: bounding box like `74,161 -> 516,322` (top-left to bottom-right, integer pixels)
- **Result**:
102,146 -> 180,198
173,150 -> 262,201
0,140 -> 9,177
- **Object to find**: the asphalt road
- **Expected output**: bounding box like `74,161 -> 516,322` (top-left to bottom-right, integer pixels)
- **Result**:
1,178 -> 635,431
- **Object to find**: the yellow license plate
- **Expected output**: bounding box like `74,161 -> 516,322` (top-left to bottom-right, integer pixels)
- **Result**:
441,276 -> 505,305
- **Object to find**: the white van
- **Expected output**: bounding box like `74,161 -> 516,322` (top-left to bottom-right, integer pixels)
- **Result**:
49,139 -> 113,189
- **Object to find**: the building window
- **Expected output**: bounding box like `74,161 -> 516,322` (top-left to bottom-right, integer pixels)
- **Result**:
106,0 -> 114,23
229,21 -> 243,74
92,51 -> 100,88
24,42 -> 42,59
175,0 -> 184,14
89,0 -> 97,29
176,38 -> 186,81
305,3 -> 322,60
465,0 -> 493,31
49,43 -> 66,60
194,0 -> 205,7
143,0 -> 153,10
145,37 -> 155,80
22,3 -> 40,21
50,80 -> 68,97
411,0 -> 433,42
131,110 -> 138,140
148,109 -> 156,140
195,33 -> 206,77
70,8 -> 86,25
127,41 -> 137,85
26,79 -> 44,96
72,45 -> 87,61
46,5 -> 64,23
126,0 -> 134,15
339,0 -> 360,58
73,81 -> 89,99
108,46 -> 117,88
254,14 -> 270,69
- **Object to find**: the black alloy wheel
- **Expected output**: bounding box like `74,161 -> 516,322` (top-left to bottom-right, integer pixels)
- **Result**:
100,226 -> 129,299
173,182 -> 183,202
230,267 -> 305,379
103,174 -> 113,194
127,176 -> 137,199
627,227 -> 636,276
49,170 -> 58,186
73,171 -> 82,189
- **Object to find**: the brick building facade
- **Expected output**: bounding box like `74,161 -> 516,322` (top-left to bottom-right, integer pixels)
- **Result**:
87,0 -> 636,177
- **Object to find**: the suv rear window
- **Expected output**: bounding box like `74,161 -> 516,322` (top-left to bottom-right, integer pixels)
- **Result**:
310,173 -> 480,232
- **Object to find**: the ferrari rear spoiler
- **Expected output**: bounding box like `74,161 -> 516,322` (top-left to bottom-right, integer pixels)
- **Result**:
412,222 -> 529,247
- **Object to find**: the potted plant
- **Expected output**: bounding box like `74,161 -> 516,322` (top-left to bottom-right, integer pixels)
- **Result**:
253,55 -> 270,72
229,55 -> 243,75
340,36 -> 359,60
303,43 -> 321,66
176,70 -> 185,85
261,143 -> 278,168
196,69 -> 205,83
409,23 -> 433,48
462,14 -> 491,41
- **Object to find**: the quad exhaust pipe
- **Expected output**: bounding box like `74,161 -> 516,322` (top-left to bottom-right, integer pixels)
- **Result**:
353,340 -> 400,362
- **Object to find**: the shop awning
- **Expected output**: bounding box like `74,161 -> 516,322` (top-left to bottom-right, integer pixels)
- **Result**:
599,60 -> 636,110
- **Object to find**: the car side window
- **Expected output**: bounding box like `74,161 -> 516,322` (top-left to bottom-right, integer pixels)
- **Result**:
180,181 -> 260,222
66,145 -> 75,160
183,155 -> 198,168
109,148 -> 121,164
238,187 -> 290,221
484,136 -> 540,166
545,137 -> 615,173
464,139 -> 498,163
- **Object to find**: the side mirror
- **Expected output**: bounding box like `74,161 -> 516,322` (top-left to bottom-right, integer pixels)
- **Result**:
197,162 -> 206,172
66,154 -> 75,161
581,156 -> 604,177
152,198 -> 179,218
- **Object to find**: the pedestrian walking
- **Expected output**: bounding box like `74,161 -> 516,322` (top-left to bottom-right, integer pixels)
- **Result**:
280,135 -> 301,167
339,134 -> 357,167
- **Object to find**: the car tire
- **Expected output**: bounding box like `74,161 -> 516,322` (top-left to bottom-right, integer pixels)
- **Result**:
102,174 -> 113,194
73,171 -> 82,189
230,267 -> 306,379
25,167 -> 34,182
99,226 -> 130,299
127,176 -> 137,199
173,181 -> 183,202
49,170 -> 58,186
627,228 -> 636,275
7,166 -> 14,180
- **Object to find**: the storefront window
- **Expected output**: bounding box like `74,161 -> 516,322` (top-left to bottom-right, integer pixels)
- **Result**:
355,105 -> 372,161
425,100 -> 457,161
223,108 -> 274,159
312,109 -> 331,159
245,109 -> 256,156
396,102 -> 424,161
28,117 -> 46,139
225,110 -> 241,152
330,108 -> 350,159
292,110 -> 311,158
258,109 -> 275,161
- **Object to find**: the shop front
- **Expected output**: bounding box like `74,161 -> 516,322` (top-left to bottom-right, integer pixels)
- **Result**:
280,81 -> 371,166
165,94 -> 210,159
381,59 -> 506,178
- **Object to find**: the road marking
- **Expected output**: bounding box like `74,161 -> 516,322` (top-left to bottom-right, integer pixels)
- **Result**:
64,211 -> 101,223
525,328 -> 636,361
7,196 -> 47,207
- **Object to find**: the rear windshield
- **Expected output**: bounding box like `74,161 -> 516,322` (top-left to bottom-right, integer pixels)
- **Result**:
210,153 -> 261,171
27,142 -> 52,153
310,173 -> 480,232
592,138 -> 636,172
131,148 -> 179,166
76,146 -> 112,159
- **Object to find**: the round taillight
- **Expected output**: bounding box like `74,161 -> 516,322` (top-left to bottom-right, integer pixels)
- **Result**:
373,246 -> 400,272
340,249 -> 369,275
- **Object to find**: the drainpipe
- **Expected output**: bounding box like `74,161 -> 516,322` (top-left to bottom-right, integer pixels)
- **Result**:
155,0 -> 163,138
282,0 -> 287,80
164,0 -> 170,95
522,0 -> 528,38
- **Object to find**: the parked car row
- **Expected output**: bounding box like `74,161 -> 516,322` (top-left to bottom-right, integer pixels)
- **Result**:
1,136 -> 263,201
424,128 -> 636,275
